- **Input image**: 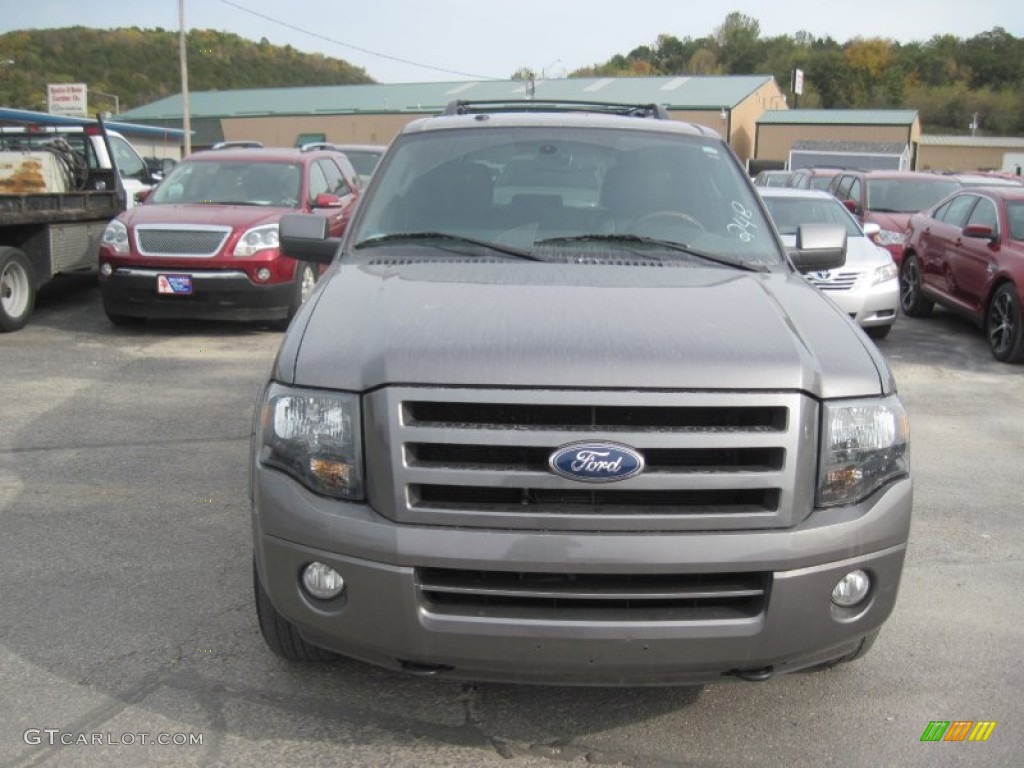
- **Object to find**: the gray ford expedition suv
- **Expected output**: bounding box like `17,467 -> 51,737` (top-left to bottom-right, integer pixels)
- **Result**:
251,100 -> 912,685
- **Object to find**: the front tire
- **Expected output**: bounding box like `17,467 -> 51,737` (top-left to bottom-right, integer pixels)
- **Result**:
987,283 -> 1024,363
866,324 -> 892,340
0,247 -> 36,332
899,255 -> 933,317
253,559 -> 336,662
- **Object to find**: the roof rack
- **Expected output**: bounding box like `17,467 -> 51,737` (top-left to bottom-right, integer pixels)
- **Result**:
442,99 -> 670,120
299,142 -> 342,153
210,140 -> 264,150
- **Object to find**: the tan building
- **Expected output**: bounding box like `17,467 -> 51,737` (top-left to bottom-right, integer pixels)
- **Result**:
117,76 -> 788,166
754,110 -> 922,170
917,135 -> 1024,174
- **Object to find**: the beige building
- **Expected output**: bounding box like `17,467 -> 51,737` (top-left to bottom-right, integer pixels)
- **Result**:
754,110 -> 922,169
917,135 -> 1024,174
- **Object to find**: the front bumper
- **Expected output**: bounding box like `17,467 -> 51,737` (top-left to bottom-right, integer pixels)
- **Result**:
100,267 -> 292,321
253,470 -> 912,686
822,279 -> 899,331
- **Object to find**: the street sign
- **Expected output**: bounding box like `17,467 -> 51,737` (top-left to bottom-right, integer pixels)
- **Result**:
47,83 -> 88,117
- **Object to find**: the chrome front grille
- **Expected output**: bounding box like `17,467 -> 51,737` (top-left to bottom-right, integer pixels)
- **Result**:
806,270 -> 861,292
365,387 -> 817,532
416,567 -> 770,621
135,224 -> 231,257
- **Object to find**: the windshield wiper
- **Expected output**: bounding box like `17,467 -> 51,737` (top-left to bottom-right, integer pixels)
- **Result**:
353,232 -> 546,261
535,234 -> 767,272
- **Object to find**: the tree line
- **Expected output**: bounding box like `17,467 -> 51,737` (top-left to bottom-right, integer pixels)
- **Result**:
0,27 -> 372,114
3,20 -> 1022,136
561,13 -> 1024,136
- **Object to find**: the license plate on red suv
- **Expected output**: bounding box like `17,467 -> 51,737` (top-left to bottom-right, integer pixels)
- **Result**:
157,274 -> 193,295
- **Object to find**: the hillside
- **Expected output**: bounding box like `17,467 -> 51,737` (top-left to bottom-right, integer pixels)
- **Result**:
0,27 -> 374,114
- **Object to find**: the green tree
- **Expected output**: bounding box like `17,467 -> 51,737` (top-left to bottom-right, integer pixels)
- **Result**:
962,27 -> 1023,88
715,12 -> 763,75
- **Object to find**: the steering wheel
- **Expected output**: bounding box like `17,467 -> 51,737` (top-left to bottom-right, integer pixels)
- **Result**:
628,211 -> 705,233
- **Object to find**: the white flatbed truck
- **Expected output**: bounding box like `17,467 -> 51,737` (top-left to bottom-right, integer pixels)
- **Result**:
0,115 -> 126,331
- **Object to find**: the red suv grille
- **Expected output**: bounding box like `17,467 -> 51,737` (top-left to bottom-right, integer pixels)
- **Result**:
135,225 -> 231,257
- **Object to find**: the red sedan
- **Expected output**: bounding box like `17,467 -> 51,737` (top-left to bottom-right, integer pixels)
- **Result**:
900,186 -> 1024,362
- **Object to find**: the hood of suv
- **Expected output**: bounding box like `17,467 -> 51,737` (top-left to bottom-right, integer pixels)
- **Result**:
282,260 -> 889,399
121,203 -> 292,230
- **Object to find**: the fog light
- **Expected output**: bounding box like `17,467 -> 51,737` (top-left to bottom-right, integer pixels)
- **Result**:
99,262 -> 113,277
256,267 -> 272,282
301,562 -> 345,600
832,570 -> 871,607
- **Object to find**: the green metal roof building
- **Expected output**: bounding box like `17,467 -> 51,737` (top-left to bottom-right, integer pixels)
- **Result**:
117,76 -> 788,163
755,109 -> 922,169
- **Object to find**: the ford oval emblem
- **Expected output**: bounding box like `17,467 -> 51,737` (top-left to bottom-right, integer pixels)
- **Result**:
548,442 -> 645,483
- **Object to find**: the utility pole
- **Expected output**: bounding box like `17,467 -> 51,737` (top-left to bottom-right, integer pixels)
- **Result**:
179,0 -> 192,156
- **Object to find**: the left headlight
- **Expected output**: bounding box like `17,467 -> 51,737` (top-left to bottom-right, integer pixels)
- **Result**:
258,383 -> 364,500
101,219 -> 129,255
818,396 -> 909,507
233,224 -> 280,257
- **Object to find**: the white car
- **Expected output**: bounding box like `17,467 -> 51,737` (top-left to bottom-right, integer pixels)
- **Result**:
759,187 -> 899,339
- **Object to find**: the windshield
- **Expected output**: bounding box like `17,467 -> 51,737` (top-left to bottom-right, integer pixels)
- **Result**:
866,178 -> 960,213
150,160 -> 302,206
350,126 -> 783,268
341,150 -> 383,178
761,195 -> 862,237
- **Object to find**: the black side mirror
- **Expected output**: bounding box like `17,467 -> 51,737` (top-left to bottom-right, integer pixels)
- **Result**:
279,214 -> 340,265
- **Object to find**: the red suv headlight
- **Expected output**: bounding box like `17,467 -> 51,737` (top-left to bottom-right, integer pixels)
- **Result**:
233,224 -> 280,257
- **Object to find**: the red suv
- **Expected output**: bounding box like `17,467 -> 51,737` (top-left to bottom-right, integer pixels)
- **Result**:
827,171 -> 960,264
98,143 -> 360,326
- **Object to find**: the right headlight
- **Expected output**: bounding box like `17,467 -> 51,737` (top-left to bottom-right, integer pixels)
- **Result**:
872,229 -> 905,247
258,383 -> 364,500
818,396 -> 909,507
101,219 -> 129,255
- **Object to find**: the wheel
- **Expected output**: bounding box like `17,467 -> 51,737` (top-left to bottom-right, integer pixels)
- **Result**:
898,254 -> 933,317
296,263 -> 318,305
865,324 -> 892,340
276,262 -> 319,330
628,211 -> 705,238
987,283 -> 1024,363
253,559 -> 336,662
0,247 -> 36,332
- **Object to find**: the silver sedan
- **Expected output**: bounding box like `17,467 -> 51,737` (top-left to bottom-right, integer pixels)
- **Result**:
759,187 -> 899,339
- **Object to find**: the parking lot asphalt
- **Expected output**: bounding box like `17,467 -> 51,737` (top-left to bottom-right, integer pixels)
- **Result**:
1,275 -> 1022,767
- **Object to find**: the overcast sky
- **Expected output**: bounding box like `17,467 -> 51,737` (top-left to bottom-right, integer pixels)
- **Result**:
2,0 -> 1021,84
